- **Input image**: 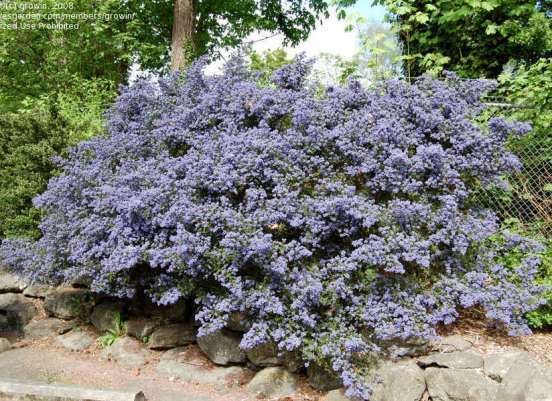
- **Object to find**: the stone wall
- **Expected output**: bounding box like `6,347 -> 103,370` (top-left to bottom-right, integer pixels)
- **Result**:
1,270 -> 551,401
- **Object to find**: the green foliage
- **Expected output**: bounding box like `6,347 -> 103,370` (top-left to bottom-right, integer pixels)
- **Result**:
376,0 -> 552,78
0,0 -> 127,239
0,0 -> 132,111
345,14 -> 402,81
97,330 -> 119,348
97,312 -> 126,348
120,0 -> 358,71
526,241 -> 552,328
0,107 -> 67,239
496,219 -> 552,329
20,77 -> 117,141
498,60 -> 551,231
121,0 -> 174,72
0,78 -> 115,239
0,0 -> 358,101
314,53 -> 359,85
249,49 -> 293,86
498,59 -> 551,145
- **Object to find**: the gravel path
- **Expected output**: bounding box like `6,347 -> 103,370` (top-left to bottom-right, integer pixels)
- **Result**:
0,341 -> 257,401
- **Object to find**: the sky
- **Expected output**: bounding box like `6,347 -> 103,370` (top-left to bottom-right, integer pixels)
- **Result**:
251,2 -> 387,59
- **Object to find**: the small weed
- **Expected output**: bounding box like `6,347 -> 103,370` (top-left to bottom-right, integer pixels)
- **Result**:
97,312 -> 126,348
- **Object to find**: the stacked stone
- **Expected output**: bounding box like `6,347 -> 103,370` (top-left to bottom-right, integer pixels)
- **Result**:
2,268 -> 551,401
0,271 -> 38,330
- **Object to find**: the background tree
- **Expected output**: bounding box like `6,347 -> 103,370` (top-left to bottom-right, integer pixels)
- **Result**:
376,0 -> 552,78
0,0 -> 134,111
167,0 -> 358,70
0,0 -> 359,105
249,48 -> 293,86
0,78 -> 116,239
309,53 -> 359,85
307,17 -> 402,87
0,106 -> 69,239
346,15 -> 402,82
171,0 -> 195,70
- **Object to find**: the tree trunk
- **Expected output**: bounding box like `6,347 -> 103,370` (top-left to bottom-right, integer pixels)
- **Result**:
171,0 -> 195,71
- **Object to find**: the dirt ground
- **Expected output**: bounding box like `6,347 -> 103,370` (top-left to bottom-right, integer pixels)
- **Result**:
437,312 -> 552,367
0,331 -> 322,401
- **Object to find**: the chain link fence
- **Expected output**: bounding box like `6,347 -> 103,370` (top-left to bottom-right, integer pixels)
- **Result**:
467,94 -> 551,237
475,134 -> 552,237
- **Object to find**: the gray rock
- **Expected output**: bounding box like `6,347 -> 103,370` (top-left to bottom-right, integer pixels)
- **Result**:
0,338 -> 10,353
69,276 -> 93,288
483,350 -> 531,382
157,347 -> 248,387
370,361 -> 426,401
307,362 -> 343,391
496,351 -> 552,401
23,284 -> 53,299
90,302 -> 123,332
437,335 -> 473,353
157,359 -> 247,387
56,330 -> 94,351
382,337 -> 430,358
44,288 -> 95,320
159,346 -> 190,361
247,367 -> 298,398
418,350 -> 483,369
281,350 -> 304,373
425,367 -> 499,401
227,312 -> 251,332
197,329 -> 246,365
126,317 -> 160,340
0,271 -> 27,293
147,323 -> 196,349
484,350 -> 548,385
24,318 -> 73,339
509,373 -> 552,401
321,389 -> 350,401
0,293 -> 38,328
100,337 -> 150,369
135,299 -> 187,323
246,341 -> 280,367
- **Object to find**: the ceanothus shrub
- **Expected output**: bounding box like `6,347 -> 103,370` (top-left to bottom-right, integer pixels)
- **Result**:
1,56 -> 545,399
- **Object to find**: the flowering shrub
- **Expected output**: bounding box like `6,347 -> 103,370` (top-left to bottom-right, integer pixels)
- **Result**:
1,56 -> 545,399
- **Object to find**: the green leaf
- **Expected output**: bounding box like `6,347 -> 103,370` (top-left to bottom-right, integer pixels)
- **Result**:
396,5 -> 412,15
480,1 -> 496,11
485,24 -> 498,35
413,12 -> 430,24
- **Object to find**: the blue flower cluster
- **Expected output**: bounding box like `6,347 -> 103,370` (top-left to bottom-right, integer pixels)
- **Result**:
1,56 -> 544,399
